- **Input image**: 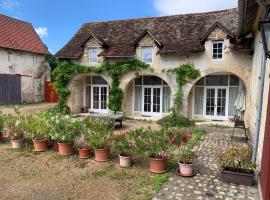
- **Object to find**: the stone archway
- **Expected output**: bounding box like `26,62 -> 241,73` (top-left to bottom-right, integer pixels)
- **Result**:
67,73 -> 111,113
183,69 -> 250,124
121,71 -> 177,117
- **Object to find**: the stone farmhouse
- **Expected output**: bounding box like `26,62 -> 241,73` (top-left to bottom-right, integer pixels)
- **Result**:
0,14 -> 51,104
56,8 -> 253,125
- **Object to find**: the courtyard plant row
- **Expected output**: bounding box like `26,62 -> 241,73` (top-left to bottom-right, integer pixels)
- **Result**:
0,108 -> 204,176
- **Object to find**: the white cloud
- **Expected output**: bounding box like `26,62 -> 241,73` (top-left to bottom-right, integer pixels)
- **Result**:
35,27 -> 48,38
153,0 -> 237,15
0,0 -> 21,11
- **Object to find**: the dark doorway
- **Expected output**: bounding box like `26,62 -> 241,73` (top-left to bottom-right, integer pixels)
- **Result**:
0,74 -> 21,105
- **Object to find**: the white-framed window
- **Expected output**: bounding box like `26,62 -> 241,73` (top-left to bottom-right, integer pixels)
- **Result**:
212,41 -> 224,60
89,47 -> 98,64
141,46 -> 153,64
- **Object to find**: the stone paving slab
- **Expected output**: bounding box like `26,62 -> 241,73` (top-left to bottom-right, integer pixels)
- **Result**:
154,127 -> 259,200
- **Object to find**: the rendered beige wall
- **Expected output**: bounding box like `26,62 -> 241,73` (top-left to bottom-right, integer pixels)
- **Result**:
0,48 -> 49,102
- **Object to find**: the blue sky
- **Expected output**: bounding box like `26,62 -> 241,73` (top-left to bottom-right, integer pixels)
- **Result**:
0,0 -> 237,54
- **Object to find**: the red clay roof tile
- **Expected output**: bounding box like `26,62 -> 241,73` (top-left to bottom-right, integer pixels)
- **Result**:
0,14 -> 50,55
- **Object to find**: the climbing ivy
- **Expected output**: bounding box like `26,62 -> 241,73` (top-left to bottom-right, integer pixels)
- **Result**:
166,63 -> 200,109
52,59 -> 149,112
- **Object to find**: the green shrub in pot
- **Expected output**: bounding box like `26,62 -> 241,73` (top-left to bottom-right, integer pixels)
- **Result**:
131,128 -> 170,173
25,112 -> 52,152
49,114 -> 81,155
4,112 -> 27,149
113,131 -> 135,167
218,146 -> 256,186
83,117 -> 114,162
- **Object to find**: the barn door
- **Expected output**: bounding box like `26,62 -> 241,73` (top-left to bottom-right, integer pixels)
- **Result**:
0,74 -> 21,105
260,84 -> 270,200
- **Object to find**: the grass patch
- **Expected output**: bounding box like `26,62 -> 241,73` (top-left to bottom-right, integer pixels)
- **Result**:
153,174 -> 169,191
92,170 -> 107,177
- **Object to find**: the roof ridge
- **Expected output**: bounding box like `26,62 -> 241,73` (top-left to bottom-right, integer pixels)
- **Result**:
0,13 -> 31,25
83,8 -> 237,25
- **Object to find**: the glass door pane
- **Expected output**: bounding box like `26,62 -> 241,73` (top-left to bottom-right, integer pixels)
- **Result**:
144,88 -> 151,113
93,87 -> 99,109
206,88 -> 215,115
153,88 -> 161,113
217,88 -> 226,116
100,87 -> 107,109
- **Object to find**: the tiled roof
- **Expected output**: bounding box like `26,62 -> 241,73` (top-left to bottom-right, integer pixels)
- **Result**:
56,8 -> 238,58
0,14 -> 50,55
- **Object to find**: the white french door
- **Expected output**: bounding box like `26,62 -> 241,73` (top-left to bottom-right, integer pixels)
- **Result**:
142,86 -> 162,116
91,85 -> 108,113
204,87 -> 228,120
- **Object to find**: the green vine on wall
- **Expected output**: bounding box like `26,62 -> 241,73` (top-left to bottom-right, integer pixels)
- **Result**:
166,63 -> 200,109
52,59 -> 149,112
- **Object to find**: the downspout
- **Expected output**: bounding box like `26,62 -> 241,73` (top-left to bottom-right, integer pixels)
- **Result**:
252,46 -> 267,162
252,0 -> 268,162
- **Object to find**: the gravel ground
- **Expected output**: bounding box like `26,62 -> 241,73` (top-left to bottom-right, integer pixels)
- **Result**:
0,102 -> 57,115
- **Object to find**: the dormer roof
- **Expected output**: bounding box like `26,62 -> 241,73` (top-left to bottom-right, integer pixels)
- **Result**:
200,22 -> 235,42
132,29 -> 163,48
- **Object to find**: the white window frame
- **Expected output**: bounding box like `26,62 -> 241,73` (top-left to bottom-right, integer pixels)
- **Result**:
89,47 -> 98,64
84,76 -> 109,113
212,41 -> 224,60
141,46 -> 153,64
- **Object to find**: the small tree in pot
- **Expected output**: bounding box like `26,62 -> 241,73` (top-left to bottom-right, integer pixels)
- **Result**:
133,128 -> 170,174
83,117 -> 113,162
49,114 -> 80,156
4,112 -> 26,149
76,122 -> 91,159
25,112 -> 50,152
113,131 -> 135,167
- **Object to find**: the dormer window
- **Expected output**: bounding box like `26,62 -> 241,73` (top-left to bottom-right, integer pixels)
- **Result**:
212,41 -> 224,60
142,46 -> 153,64
89,47 -> 98,64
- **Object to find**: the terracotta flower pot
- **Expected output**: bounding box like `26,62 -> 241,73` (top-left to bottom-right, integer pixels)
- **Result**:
179,162 -> 193,176
119,154 -> 133,167
33,140 -> 48,152
11,139 -> 24,149
58,142 -> 73,156
94,148 -> 110,162
78,148 -> 91,159
51,140 -> 58,150
149,156 -> 167,174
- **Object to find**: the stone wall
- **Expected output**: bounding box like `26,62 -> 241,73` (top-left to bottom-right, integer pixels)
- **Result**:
0,48 -> 49,103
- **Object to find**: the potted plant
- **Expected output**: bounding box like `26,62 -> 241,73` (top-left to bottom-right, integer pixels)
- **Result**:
219,146 -> 256,186
0,112 -> 4,141
113,132 -> 134,167
84,117 -> 113,162
49,114 -> 80,156
178,149 -> 196,176
133,128 -> 169,174
77,141 -> 91,159
25,112 -> 50,152
4,113 -> 26,149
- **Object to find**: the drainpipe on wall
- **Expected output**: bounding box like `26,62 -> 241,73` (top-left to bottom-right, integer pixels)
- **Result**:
252,0 -> 268,163
252,47 -> 267,163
